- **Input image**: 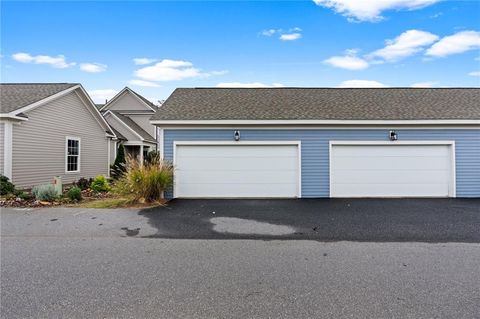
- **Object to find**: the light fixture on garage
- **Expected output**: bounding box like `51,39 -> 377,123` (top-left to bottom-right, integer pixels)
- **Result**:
389,130 -> 398,141
234,130 -> 241,141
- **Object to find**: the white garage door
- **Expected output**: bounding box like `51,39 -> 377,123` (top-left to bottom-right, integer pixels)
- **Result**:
175,143 -> 300,198
330,143 -> 454,197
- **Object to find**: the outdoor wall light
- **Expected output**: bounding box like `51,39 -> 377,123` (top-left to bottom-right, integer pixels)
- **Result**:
389,130 -> 398,141
234,130 -> 241,141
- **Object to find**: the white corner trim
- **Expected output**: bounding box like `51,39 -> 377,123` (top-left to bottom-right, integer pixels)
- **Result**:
3,121 -> 13,180
328,140 -> 456,198
104,110 -> 144,141
107,138 -> 111,177
172,140 -> 302,198
159,128 -> 164,159
150,119 -> 480,126
8,85 -> 81,117
65,136 -> 81,174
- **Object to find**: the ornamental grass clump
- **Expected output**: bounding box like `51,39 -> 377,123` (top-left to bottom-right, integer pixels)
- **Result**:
32,184 -> 58,201
113,157 -> 173,203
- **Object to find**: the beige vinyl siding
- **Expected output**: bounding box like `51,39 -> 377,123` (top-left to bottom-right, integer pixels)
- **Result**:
128,114 -> 156,137
104,114 -> 142,141
0,123 -> 4,175
12,91 -> 109,188
107,91 -> 152,111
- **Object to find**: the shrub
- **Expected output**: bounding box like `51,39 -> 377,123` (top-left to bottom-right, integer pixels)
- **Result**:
32,184 -> 58,201
75,177 -> 92,190
66,186 -> 82,201
110,144 -> 127,179
113,158 -> 173,203
144,150 -> 161,166
0,175 -> 15,195
18,191 -> 33,200
91,175 -> 110,192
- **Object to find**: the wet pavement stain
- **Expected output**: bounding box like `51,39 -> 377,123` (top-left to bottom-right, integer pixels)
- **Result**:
121,227 -> 140,236
50,219 -> 58,222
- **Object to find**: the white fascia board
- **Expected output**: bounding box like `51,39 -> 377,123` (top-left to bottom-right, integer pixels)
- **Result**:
150,119 -> 480,126
74,86 -> 116,137
0,114 -> 28,122
104,110 -> 144,141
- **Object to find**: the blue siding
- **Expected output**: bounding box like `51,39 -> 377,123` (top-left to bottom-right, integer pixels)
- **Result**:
164,129 -> 480,198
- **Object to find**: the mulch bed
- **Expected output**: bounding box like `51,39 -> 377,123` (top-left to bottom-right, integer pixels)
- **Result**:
0,189 -> 112,208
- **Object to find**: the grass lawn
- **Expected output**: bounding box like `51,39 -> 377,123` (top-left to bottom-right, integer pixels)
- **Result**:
72,197 -> 167,209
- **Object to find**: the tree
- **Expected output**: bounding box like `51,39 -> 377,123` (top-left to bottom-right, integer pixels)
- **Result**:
110,144 -> 126,179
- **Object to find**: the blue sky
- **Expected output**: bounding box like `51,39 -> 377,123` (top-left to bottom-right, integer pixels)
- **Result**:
1,0 -> 480,103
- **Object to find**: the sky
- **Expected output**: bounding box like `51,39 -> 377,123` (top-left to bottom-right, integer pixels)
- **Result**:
1,0 -> 480,104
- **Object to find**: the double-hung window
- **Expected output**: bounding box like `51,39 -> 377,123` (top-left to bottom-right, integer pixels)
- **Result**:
66,137 -> 80,173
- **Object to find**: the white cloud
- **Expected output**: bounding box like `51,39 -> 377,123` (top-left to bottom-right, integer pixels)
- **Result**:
261,29 -> 277,36
338,80 -> 388,88
280,33 -> 302,41
88,89 -> 118,103
12,52 -> 75,68
410,81 -> 438,87
312,0 -> 439,22
370,30 -> 439,61
133,58 -> 157,65
324,49 -> 369,70
468,71 -> 480,77
134,59 -> 226,82
216,82 -> 285,88
128,79 -> 161,87
134,59 -> 202,81
80,63 -> 107,73
425,30 -> 480,57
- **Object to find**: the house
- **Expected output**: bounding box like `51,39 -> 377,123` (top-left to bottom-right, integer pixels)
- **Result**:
98,87 -> 158,163
150,88 -> 480,198
0,83 -> 117,189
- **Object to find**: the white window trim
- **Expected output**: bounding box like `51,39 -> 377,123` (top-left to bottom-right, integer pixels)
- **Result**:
65,136 -> 81,174
172,140 -> 302,199
328,140 -> 456,198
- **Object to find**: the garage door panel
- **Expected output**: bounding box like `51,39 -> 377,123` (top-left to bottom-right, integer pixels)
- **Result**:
332,183 -> 449,198
332,169 -> 450,184
332,156 -> 449,170
177,169 -> 298,184
331,144 -> 453,197
177,156 -> 297,170
175,144 -> 299,198
333,145 -> 449,157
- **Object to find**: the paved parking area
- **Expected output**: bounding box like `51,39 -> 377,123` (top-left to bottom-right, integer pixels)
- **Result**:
139,198 -> 480,242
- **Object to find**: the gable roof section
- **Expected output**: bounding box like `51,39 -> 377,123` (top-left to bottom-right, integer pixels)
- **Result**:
105,110 -> 156,143
99,87 -> 157,112
0,83 -> 78,113
151,88 -> 480,123
0,83 -> 116,136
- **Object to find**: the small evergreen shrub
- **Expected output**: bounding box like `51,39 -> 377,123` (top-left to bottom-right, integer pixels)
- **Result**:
66,186 -> 82,201
18,191 -> 33,200
75,177 -> 92,190
0,175 -> 15,195
91,175 -> 110,192
110,144 -> 127,179
32,184 -> 58,201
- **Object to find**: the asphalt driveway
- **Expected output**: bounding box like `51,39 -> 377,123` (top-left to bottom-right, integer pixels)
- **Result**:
140,198 -> 480,242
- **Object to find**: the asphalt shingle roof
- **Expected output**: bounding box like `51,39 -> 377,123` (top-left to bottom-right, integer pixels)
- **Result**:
110,111 -> 156,143
0,83 -> 78,114
151,88 -> 480,121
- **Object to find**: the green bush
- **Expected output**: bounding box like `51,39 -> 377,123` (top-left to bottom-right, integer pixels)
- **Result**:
0,175 -> 15,195
32,184 -> 58,201
110,144 -> 127,179
66,186 -> 82,201
91,175 -> 110,192
18,191 -> 33,200
113,158 -> 173,203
